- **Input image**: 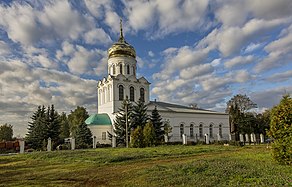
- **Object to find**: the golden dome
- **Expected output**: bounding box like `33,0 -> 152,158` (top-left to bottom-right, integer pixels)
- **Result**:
108,20 -> 136,59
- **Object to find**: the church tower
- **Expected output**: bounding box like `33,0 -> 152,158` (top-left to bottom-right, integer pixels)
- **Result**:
97,20 -> 150,121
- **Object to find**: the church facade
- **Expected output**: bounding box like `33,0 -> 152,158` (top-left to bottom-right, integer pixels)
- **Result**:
86,21 -> 230,144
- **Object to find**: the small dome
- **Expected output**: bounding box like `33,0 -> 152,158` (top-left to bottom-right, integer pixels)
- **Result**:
108,20 -> 136,59
85,114 -> 112,126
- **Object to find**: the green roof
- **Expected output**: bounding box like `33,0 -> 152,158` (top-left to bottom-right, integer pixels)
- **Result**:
85,114 -> 112,126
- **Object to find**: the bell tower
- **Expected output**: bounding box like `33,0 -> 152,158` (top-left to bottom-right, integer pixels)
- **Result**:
97,19 -> 150,121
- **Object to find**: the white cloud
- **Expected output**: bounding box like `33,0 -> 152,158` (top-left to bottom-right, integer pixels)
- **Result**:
224,55 -> 254,69
180,63 -> 213,79
0,40 -> 10,55
244,43 -> 261,53
265,70 -> 292,82
123,0 -> 208,38
255,24 -> 292,72
84,28 -> 112,45
0,1 -> 95,46
148,51 -> 155,57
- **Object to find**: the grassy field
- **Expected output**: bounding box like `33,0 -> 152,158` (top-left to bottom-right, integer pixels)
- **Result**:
0,145 -> 291,187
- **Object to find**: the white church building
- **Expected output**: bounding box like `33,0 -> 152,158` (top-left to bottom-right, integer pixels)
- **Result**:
85,21 -> 230,144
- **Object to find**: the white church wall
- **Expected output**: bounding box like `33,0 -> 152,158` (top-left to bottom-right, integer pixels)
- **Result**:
150,111 -> 230,142
89,126 -> 112,145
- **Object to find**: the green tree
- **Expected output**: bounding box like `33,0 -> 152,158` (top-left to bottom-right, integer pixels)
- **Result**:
46,105 -> 61,148
59,112 -> 70,140
131,98 -> 149,129
68,106 -> 89,137
131,126 -> 144,148
26,106 -> 47,150
0,123 -> 13,141
111,99 -> 133,146
143,121 -> 156,147
268,95 -> 292,165
75,122 -> 92,149
150,106 -> 164,144
226,94 -> 257,136
255,110 -> 271,135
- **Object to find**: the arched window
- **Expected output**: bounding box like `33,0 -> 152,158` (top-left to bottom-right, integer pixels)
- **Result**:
219,124 -> 222,138
118,85 -> 124,100
120,64 -> 123,74
190,124 -> 194,137
209,124 -> 213,138
133,66 -> 135,75
199,124 -> 203,137
180,124 -> 184,137
127,65 -> 130,74
112,65 -> 116,74
130,86 -> 135,101
140,88 -> 145,102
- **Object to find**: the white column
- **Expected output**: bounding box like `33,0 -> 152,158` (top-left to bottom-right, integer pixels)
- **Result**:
205,134 -> 209,144
245,134 -> 250,144
250,133 -> 255,144
239,134 -> 244,142
228,134 -> 232,141
182,134 -> 187,145
71,138 -> 75,150
260,134 -> 264,144
19,140 -> 25,154
47,137 -> 52,152
112,136 -> 116,148
164,134 -> 169,143
217,133 -> 221,141
93,136 -> 96,148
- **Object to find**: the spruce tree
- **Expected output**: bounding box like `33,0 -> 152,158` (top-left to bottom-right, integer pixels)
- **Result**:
46,105 -> 61,148
26,105 -> 47,150
150,106 -> 164,144
68,106 -> 89,137
143,121 -> 156,147
59,112 -> 70,140
131,126 -> 144,148
75,122 -> 92,149
131,98 -> 149,129
112,99 -> 133,146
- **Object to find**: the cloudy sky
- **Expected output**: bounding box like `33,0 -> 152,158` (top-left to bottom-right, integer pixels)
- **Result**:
0,0 -> 291,137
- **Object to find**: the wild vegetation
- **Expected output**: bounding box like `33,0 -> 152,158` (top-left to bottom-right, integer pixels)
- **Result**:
0,145 -> 291,186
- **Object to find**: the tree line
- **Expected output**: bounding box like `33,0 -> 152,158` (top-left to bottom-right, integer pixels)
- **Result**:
26,105 -> 92,150
110,98 -> 171,148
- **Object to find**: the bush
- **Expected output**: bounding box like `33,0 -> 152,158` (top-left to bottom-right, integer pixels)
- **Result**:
268,95 -> 292,165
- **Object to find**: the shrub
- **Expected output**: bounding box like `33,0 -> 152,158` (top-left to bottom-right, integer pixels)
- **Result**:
268,95 -> 292,165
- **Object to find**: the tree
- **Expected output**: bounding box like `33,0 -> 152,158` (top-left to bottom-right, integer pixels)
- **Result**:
75,122 -> 92,149
226,94 -> 257,113
0,124 -> 13,141
68,106 -> 89,137
150,106 -> 164,144
111,99 -> 133,146
255,110 -> 271,135
26,105 -> 61,150
143,121 -> 156,147
59,112 -> 70,140
26,106 -> 47,150
131,98 -> 149,129
130,126 -> 144,148
46,105 -> 61,148
268,95 -> 292,165
226,94 -> 257,136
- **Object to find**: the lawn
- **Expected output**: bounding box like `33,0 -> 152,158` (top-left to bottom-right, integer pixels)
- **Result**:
0,145 -> 291,186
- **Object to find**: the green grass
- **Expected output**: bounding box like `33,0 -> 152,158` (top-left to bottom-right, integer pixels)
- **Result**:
0,145 -> 291,186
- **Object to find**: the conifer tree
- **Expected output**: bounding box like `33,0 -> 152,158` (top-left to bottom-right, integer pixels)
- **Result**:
75,122 -> 92,149
59,112 -> 70,140
46,105 -> 61,148
143,121 -> 156,147
131,126 -> 144,148
150,106 -> 164,144
26,106 -> 47,150
131,98 -> 149,129
112,99 -> 133,146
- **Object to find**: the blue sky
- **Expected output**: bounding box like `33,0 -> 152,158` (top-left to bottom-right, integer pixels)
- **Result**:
0,0 -> 291,137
